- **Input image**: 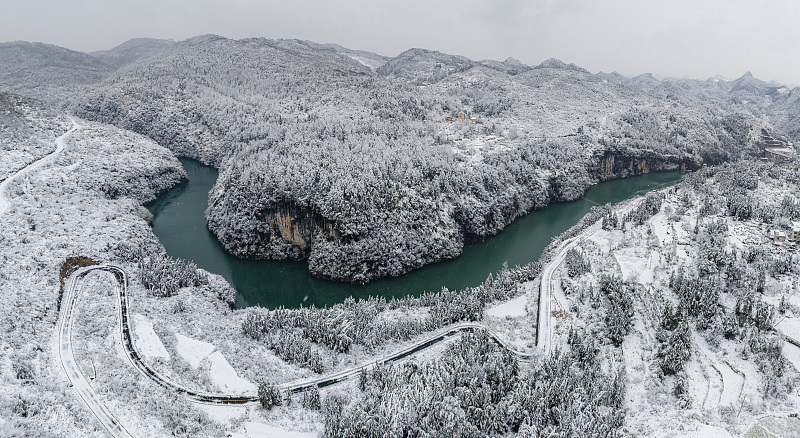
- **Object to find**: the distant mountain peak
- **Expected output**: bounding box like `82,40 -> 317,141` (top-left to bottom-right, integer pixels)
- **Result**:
377,48 -> 474,84
503,57 -> 525,66
534,58 -> 589,73
182,34 -> 226,45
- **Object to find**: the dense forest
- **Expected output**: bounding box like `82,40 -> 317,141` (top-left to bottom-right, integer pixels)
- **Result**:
36,36 -> 765,283
322,332 -> 626,437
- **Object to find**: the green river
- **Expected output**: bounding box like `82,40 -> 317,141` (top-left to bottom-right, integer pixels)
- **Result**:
147,158 -> 682,309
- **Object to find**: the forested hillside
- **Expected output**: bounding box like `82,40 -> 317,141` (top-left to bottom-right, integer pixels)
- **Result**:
0,94 -> 190,436
0,92 -> 72,181
60,36 -> 766,283
601,70 -> 800,144
0,41 -> 113,105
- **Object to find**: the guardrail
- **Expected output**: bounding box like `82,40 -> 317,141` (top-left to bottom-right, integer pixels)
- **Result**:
68,266 -> 540,406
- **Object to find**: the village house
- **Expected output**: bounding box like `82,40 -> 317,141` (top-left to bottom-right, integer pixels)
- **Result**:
791,221 -> 800,242
770,229 -> 788,243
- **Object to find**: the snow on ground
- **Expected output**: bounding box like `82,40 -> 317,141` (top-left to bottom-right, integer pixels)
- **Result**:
746,416 -> 800,437
651,209 -> 673,245
727,219 -> 766,250
670,423 -> 734,438
345,54 -> 385,70
486,295 -> 527,318
782,341 -> 800,373
197,404 -> 248,425
451,135 -> 511,167
777,318 -> 800,342
614,248 -> 655,284
174,332 -> 216,369
586,227 -> 614,253
132,313 -> 170,360
230,421 -> 318,438
173,332 -> 257,393
206,351 -> 258,394
695,336 -> 744,407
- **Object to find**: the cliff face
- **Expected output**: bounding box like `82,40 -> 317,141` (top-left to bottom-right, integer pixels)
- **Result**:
261,202 -> 338,259
206,195 -> 340,262
594,149 -> 700,181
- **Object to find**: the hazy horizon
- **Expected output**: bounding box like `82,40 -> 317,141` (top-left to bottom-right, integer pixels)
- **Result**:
3,0 -> 798,86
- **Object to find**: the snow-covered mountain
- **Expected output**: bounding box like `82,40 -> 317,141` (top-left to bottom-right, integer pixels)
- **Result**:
0,35 -> 781,284
376,47 -> 475,85
89,37 -> 177,68
0,41 -> 113,105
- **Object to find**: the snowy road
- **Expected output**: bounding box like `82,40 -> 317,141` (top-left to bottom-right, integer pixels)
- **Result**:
59,269 -> 134,438
64,265 -> 538,415
0,117 -> 77,216
537,222 -> 601,352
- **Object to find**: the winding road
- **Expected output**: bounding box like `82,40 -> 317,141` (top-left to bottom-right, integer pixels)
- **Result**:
59,268 -> 134,438
62,265 -> 537,410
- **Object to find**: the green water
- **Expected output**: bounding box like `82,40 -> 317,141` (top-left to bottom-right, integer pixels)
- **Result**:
147,158 -> 682,309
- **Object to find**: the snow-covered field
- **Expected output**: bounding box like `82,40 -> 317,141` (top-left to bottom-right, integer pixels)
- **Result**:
485,294 -> 527,318
132,314 -> 170,360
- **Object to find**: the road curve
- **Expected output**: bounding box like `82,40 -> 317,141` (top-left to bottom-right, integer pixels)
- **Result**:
64,265 -> 540,409
59,269 -> 134,438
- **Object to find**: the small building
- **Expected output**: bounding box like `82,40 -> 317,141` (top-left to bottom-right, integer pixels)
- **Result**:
770,230 -> 788,243
756,129 -> 795,163
791,221 -> 800,242
445,116 -> 453,122
470,117 -> 478,124
458,112 -> 466,122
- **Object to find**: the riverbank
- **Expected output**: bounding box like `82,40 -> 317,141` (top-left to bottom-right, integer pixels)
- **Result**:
149,157 -> 684,309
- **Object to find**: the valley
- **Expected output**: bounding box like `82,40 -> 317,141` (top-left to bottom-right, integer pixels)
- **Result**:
0,34 -> 798,438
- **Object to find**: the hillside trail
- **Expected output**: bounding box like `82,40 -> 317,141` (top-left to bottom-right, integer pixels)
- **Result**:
0,117 -> 77,216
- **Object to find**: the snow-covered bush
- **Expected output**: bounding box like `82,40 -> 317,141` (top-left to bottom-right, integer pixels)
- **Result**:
257,382 -> 283,409
600,275 -> 633,347
565,247 -> 591,278
623,192 -> 663,225
656,304 -> 692,375
138,253 -> 208,297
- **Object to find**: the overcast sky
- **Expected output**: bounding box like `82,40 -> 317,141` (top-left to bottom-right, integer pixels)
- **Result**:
3,0 -> 798,85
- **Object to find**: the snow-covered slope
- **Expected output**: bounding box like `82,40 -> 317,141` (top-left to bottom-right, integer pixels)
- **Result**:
60,35 -> 761,283
0,41 -> 113,105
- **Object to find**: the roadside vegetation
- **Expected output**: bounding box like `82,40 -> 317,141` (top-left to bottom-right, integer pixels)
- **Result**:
323,332 -> 625,438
